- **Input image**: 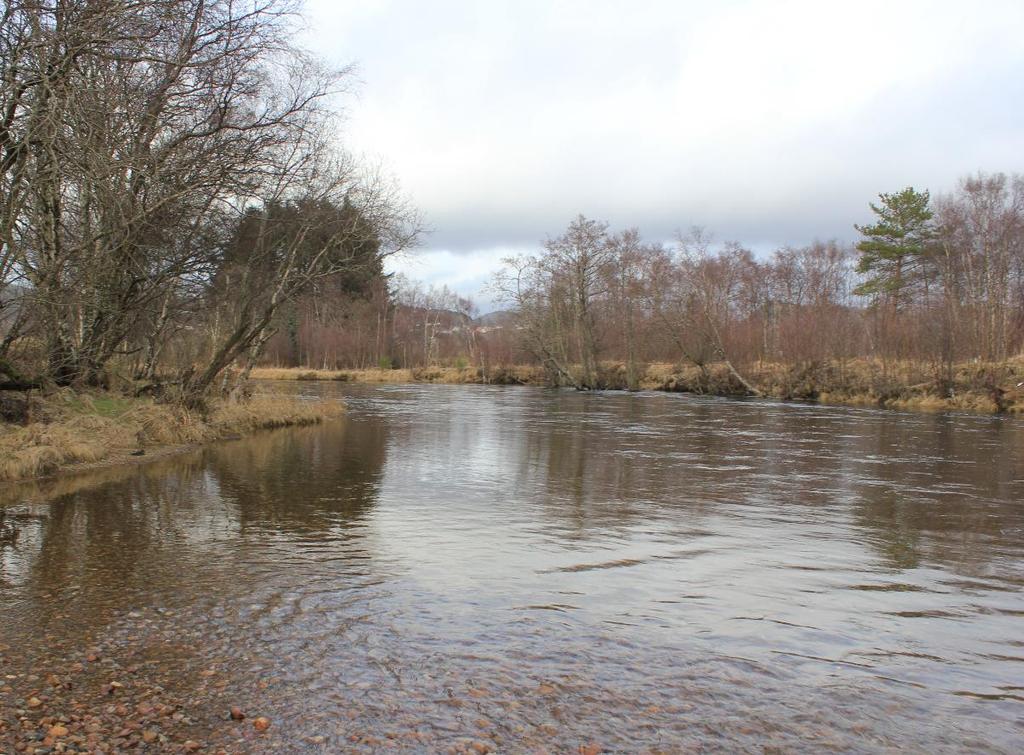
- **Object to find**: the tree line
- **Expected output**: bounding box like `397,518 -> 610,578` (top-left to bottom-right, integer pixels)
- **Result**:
0,0 -> 417,404
221,173 -> 1024,392
492,173 -> 1024,392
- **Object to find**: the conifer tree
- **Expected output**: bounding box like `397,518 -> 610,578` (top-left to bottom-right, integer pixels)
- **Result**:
854,187 -> 935,308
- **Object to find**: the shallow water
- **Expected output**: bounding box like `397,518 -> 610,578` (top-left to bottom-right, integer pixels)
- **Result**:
2,384 -> 1023,751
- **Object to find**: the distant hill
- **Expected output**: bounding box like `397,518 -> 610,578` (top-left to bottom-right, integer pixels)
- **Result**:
474,310 -> 516,327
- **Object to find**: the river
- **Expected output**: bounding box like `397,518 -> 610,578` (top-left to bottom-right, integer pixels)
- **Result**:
2,384 -> 1023,752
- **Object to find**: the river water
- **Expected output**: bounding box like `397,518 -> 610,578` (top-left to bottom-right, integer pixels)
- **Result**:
2,384 -> 1023,752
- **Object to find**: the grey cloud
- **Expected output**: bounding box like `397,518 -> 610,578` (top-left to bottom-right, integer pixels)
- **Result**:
303,0 -> 1024,274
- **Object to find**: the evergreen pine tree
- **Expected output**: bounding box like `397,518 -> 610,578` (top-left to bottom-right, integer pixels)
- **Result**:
854,187 -> 935,308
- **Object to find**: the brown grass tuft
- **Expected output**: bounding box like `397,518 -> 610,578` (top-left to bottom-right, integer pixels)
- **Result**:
208,395 -> 344,434
0,391 -> 344,483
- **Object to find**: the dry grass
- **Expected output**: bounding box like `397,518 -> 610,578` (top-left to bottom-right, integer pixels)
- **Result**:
610,356 -> 1024,414
0,391 -> 344,483
251,358 -> 1024,415
208,394 -> 344,434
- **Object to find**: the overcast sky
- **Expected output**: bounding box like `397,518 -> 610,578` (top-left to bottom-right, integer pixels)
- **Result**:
302,0 -> 1024,309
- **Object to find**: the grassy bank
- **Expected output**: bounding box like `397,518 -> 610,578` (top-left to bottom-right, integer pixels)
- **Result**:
0,391 -> 344,483
638,359 -> 1024,414
253,358 -> 1024,414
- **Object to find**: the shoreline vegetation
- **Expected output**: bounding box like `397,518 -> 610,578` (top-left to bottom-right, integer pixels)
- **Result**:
252,358 -> 1024,415
7,360 -> 1014,488
0,392 -> 343,484
3,356 -> 1019,486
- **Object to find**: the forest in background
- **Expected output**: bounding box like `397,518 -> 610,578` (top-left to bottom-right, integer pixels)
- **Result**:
486,175 -> 1024,398
253,173 -> 1024,410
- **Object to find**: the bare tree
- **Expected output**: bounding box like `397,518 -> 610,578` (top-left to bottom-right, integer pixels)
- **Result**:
492,216 -> 612,389
935,173 -> 1024,361
671,228 -> 760,395
492,253 -> 582,388
605,228 -> 659,390
187,164 -> 419,400
0,0 -> 420,398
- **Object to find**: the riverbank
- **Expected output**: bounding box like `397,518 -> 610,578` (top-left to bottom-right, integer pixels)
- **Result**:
252,358 -> 1024,414
0,391 -> 344,483
252,365 -> 548,385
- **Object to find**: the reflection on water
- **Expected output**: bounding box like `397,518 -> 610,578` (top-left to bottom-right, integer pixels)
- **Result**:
2,384 -> 1023,751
